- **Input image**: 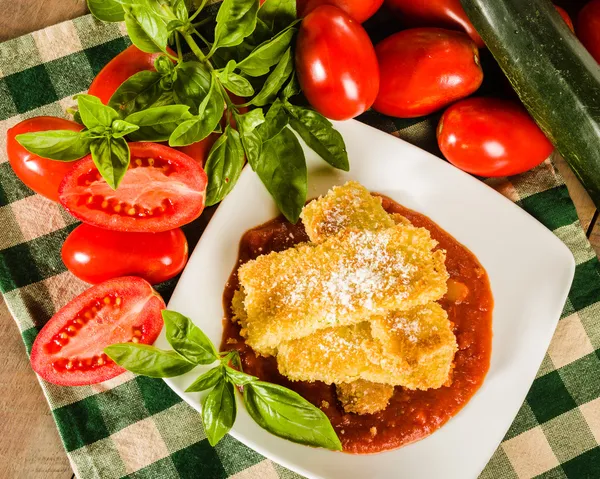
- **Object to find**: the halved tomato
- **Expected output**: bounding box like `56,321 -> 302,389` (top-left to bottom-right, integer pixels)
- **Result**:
30,277 -> 165,386
59,142 -> 208,232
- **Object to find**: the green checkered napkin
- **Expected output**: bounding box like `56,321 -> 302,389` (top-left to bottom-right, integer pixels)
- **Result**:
1,15 -> 600,479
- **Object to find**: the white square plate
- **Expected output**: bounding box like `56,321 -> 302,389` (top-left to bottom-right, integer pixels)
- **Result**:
158,120 -> 575,479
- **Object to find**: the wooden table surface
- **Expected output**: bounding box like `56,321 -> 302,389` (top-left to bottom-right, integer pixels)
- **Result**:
1,2 -> 600,479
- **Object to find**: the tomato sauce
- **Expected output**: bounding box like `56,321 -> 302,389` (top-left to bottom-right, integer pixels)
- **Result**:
221,196 -> 493,454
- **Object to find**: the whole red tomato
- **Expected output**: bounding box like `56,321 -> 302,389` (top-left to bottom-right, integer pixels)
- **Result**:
373,28 -> 482,118
62,224 -> 188,284
297,0 -> 384,23
88,45 -> 166,105
437,97 -> 554,177
555,5 -> 574,32
578,0 -> 600,63
295,5 -> 379,120
7,117 -> 83,201
384,0 -> 484,48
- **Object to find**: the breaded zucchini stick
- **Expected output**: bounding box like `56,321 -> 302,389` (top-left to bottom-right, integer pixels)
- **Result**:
277,303 -> 456,390
238,225 -> 448,355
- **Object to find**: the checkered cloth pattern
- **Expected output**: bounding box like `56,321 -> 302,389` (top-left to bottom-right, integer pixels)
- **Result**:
1,13 -> 600,479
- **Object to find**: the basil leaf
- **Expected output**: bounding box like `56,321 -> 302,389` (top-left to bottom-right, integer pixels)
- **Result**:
281,71 -> 300,100
105,343 -> 195,377
205,125 -> 245,206
202,378 -> 236,446
258,0 -> 296,34
126,105 -> 192,141
237,25 -> 297,77
66,107 -> 83,125
87,0 -> 125,22
254,127 -> 306,222
227,350 -> 243,371
258,98 -> 288,141
246,47 -> 293,107
186,366 -> 224,392
108,70 -> 166,117
15,130 -> 91,161
235,109 -> 264,167
162,310 -> 219,365
78,94 -> 119,129
243,381 -> 341,451
285,103 -> 349,171
90,137 -> 130,189
225,366 -> 257,386
111,119 -> 139,138
236,108 -> 265,132
155,54 -> 175,75
212,0 -> 259,52
218,71 -> 254,97
167,19 -> 186,33
171,0 -> 189,22
124,5 -> 169,53
170,75 -> 224,146
211,17 -> 273,68
173,61 -> 219,115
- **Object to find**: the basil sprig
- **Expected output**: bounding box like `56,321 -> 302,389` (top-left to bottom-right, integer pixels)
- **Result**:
15,93 -> 191,189
105,310 -> 342,450
19,0 -> 350,222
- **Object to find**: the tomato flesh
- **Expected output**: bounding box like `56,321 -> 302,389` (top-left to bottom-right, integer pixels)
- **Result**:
384,0 -> 485,48
577,0 -> 600,64
437,97 -> 554,177
59,142 -> 207,232
297,0 -> 384,23
30,277 -> 165,386
7,117 -> 83,201
373,28 -> 483,118
295,5 -> 380,120
62,224 -> 188,285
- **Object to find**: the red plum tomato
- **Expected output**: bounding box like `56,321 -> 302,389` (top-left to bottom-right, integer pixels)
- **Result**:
437,97 -> 554,177
62,224 -> 188,284
298,0 -> 384,23
384,0 -> 485,48
577,0 -> 600,63
7,117 -> 83,201
373,28 -> 483,118
295,5 -> 380,120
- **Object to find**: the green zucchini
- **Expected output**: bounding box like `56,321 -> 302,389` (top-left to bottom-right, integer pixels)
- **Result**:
460,0 -> 600,207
